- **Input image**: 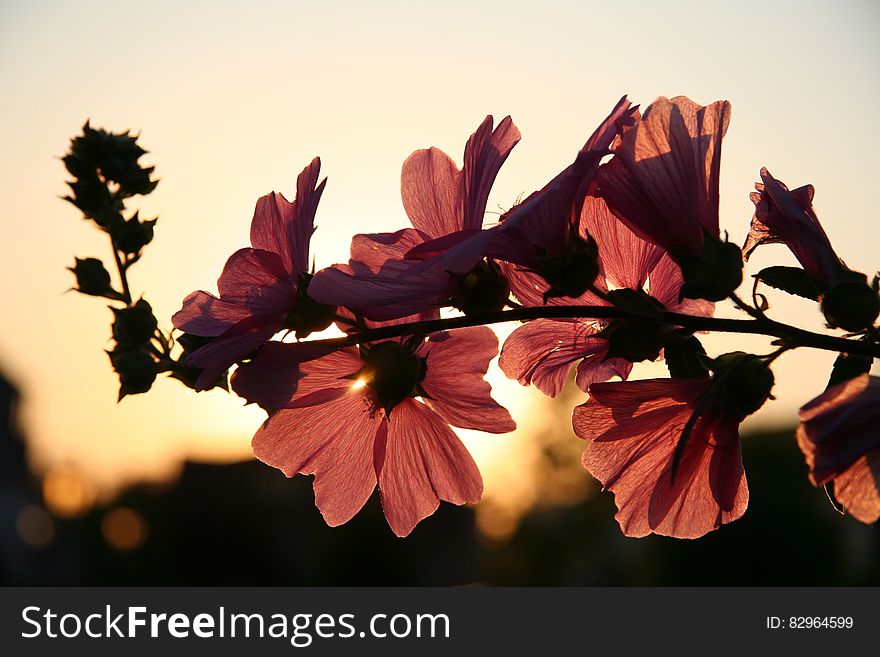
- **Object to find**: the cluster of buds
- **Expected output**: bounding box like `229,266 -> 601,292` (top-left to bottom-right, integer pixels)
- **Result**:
63,123 -> 222,399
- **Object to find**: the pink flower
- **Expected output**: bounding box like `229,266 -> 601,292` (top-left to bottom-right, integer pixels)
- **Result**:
232,327 -> 515,537
308,116 -> 520,320
481,96 -> 636,292
796,374 -> 880,524
172,159 -> 330,390
597,96 -> 730,256
573,378 -> 749,539
743,168 -> 846,285
499,194 -> 714,397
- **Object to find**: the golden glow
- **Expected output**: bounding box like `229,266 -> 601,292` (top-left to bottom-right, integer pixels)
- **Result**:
101,506 -> 148,551
351,378 -> 368,390
42,465 -> 96,518
1,1 -> 878,515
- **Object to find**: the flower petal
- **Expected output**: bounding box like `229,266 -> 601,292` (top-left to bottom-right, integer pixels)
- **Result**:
742,169 -> 844,284
187,316 -> 282,391
231,341 -> 355,408
582,194 -> 662,291
216,247 -> 294,313
459,115 -> 521,231
648,253 -> 714,317
797,374 -> 880,484
379,400 -> 483,537
172,291 -> 252,336
309,260 -> 455,321
401,146 -> 460,238
500,319 -> 622,397
250,157 -> 326,274
252,388 -> 381,527
574,378 -> 748,539
832,454 -> 880,524
401,116 -> 520,239
350,228 -> 429,272
420,327 -> 515,433
599,97 -> 730,255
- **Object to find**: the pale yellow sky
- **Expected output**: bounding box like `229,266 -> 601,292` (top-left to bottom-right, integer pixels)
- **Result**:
1,0 -> 878,501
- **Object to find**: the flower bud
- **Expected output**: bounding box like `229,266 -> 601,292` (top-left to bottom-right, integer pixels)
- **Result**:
107,346 -> 157,400
112,212 -> 156,255
600,319 -> 673,363
676,234 -> 743,302
455,260 -> 510,315
708,352 -> 775,420
112,299 -> 158,346
69,257 -> 120,299
820,275 -> 880,332
538,229 -> 600,302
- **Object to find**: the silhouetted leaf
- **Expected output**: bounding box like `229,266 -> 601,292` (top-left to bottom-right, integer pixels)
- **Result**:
754,266 -> 822,301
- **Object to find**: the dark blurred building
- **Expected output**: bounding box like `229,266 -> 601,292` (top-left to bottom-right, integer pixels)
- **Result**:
1,367 -> 877,585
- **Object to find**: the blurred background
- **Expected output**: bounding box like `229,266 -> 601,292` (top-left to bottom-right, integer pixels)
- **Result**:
1,0 -> 878,585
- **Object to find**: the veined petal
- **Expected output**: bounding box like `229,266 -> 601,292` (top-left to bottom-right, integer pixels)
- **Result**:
419,327 -> 515,433
252,389 -> 381,527
401,116 -> 520,239
379,400 -> 482,537
216,247 -> 294,313
574,378 -> 748,539
187,317 -> 283,391
582,194 -> 662,291
231,341 -> 355,408
832,454 -> 880,524
500,319 -> 618,397
310,261 -> 455,321
172,291 -> 253,336
459,115 -> 521,231
350,228 -> 429,272
250,157 -> 326,274
797,374 -> 880,485
401,147 -> 460,238
599,96 -> 730,255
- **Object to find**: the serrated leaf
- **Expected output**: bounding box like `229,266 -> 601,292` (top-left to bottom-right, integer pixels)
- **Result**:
754,266 -> 823,301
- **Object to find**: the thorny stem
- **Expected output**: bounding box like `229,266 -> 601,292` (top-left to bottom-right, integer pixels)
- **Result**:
295,305 -> 880,359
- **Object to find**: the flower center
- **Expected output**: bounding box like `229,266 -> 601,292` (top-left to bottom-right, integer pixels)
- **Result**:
355,341 -> 427,415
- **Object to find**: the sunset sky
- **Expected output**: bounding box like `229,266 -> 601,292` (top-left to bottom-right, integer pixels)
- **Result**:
1,0 -> 878,511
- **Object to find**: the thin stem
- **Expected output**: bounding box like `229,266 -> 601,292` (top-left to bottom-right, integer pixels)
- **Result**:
729,291 -> 763,321
109,239 -> 133,305
300,305 -> 880,359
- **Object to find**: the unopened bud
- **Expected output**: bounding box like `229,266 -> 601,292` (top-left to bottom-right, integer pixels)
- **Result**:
539,230 -> 600,301
676,234 -> 743,302
107,346 -> 157,399
820,275 -> 880,332
69,257 -> 120,299
112,299 -> 158,346
456,260 -> 510,315
113,212 -> 156,254
708,352 -> 775,420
